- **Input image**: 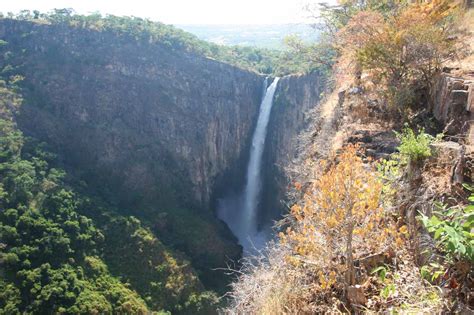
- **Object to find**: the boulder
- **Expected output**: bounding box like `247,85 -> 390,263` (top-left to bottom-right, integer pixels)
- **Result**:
468,84 -> 474,112
347,285 -> 367,305
431,74 -> 471,135
430,141 -> 465,185
451,90 -> 469,105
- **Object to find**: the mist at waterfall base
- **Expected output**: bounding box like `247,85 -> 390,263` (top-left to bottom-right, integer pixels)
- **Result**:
218,77 -> 280,255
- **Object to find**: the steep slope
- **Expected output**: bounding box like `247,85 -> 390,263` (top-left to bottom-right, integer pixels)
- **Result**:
260,72 -> 324,227
0,18 -> 264,210
0,13 -> 331,312
0,16 -> 267,296
0,74 -> 216,314
224,2 -> 474,313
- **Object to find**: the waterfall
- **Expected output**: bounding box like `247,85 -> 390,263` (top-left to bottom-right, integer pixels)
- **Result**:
240,77 -> 279,249
218,77 -> 280,254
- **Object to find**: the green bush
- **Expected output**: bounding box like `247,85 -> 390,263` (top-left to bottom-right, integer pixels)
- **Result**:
396,127 -> 438,162
420,185 -> 474,262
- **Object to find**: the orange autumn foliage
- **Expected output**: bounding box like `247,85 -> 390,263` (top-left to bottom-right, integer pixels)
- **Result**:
336,0 -> 460,110
281,145 -> 400,292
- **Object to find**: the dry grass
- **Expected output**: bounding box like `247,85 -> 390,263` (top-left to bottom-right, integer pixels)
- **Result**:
222,241 -> 349,314
447,8 -> 474,73
221,244 -> 317,315
221,236 -> 444,314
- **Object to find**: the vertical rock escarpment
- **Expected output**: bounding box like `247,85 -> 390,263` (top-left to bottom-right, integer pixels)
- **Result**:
0,19 -> 328,288
0,19 -> 266,288
0,19 -> 264,213
430,71 -> 474,182
431,72 -> 473,137
260,72 -> 325,227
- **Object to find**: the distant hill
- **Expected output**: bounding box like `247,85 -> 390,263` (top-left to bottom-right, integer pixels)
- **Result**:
177,24 -> 320,49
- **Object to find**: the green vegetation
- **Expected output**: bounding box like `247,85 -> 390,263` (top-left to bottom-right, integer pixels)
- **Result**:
1,9 -> 328,76
396,127 -> 439,163
0,45 -> 216,314
275,34 -> 335,77
2,2 -> 467,313
0,100 -> 147,312
418,184 -> 474,301
420,185 -> 474,262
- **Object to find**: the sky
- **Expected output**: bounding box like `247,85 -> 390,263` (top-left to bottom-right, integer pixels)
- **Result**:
1,0 -> 336,25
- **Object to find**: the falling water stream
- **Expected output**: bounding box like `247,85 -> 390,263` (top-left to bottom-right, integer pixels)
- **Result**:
218,77 -> 280,254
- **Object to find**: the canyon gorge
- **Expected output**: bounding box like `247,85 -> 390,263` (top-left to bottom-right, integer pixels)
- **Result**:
1,2 -> 473,314
0,16 -> 323,312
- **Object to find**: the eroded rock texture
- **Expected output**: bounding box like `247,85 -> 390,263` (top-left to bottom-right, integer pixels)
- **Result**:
260,72 -> 325,226
0,19 -> 264,212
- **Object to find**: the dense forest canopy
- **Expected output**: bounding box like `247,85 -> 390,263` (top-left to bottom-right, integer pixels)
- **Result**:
0,70 -> 221,314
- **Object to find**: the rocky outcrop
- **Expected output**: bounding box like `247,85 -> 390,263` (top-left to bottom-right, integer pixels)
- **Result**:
260,72 -> 324,226
431,71 -> 474,181
0,19 -> 264,212
431,72 -> 473,138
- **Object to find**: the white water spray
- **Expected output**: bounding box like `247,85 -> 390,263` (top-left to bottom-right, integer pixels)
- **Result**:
218,77 -> 280,253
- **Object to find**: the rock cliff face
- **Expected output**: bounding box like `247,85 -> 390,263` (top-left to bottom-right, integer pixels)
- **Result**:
430,71 -> 474,182
431,72 -> 474,137
0,19 -> 264,212
0,19 -> 269,289
0,19 -> 328,288
260,72 -> 324,226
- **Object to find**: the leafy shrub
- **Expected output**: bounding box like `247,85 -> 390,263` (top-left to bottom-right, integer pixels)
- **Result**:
226,145 -> 406,313
420,185 -> 474,262
336,0 -> 460,110
396,127 -> 438,162
377,157 -> 402,198
281,145 -> 399,296
273,34 -> 336,76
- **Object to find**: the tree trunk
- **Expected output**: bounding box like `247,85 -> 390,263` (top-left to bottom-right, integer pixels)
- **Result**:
346,222 -> 355,290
